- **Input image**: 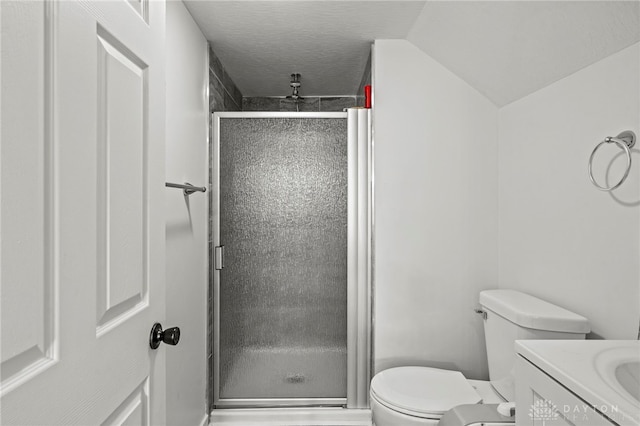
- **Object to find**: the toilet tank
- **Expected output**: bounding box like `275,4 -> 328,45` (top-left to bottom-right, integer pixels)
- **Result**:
478,289 -> 590,401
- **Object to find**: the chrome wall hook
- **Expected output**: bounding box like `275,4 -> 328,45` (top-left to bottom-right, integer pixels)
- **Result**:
165,182 -> 207,196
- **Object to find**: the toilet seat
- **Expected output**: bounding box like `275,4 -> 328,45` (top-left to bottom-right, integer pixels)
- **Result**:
370,367 -> 482,419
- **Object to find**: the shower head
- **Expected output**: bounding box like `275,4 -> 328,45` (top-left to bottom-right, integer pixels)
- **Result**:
286,73 -> 303,100
290,73 -> 301,87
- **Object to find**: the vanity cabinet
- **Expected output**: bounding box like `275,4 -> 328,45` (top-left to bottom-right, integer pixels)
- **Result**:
515,354 -> 614,426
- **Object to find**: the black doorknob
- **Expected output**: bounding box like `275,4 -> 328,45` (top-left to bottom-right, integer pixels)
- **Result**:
149,323 -> 180,349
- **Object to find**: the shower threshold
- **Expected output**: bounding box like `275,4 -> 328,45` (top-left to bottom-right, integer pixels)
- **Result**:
209,407 -> 372,426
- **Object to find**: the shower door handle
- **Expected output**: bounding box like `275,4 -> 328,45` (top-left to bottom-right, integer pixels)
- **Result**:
214,245 -> 224,270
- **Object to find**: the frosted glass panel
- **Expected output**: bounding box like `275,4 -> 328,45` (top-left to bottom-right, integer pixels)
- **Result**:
218,117 -> 347,401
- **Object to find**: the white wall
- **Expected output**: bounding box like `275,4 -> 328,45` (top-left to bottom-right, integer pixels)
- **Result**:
372,40 -> 499,380
498,43 -> 640,339
165,1 -> 209,424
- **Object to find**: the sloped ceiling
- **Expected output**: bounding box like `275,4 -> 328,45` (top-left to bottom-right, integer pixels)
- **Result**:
408,1 -> 640,106
184,0 -> 640,105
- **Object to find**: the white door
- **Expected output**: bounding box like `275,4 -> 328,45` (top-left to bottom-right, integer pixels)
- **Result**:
1,0 -> 167,424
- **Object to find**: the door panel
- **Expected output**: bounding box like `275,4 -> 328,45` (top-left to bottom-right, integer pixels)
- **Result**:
101,379 -> 150,426
0,0 -> 57,393
0,0 -> 166,424
95,25 -> 148,333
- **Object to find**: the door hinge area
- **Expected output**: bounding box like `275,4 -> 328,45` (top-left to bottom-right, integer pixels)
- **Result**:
214,245 -> 224,270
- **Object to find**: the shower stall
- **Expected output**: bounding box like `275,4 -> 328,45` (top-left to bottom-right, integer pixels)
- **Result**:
210,111 -> 371,411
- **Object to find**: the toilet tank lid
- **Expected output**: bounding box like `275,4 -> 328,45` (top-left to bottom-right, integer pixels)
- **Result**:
479,290 -> 590,334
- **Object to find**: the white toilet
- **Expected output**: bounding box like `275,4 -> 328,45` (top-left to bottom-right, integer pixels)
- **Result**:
370,289 -> 590,425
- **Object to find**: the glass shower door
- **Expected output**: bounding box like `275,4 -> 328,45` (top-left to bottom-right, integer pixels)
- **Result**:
213,114 -> 348,407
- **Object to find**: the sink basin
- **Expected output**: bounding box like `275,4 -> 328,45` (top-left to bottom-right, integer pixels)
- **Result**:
517,340 -> 640,425
615,361 -> 640,402
596,346 -> 640,408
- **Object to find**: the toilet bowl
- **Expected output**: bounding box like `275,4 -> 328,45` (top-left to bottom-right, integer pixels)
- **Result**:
370,367 -> 505,425
369,290 -> 591,426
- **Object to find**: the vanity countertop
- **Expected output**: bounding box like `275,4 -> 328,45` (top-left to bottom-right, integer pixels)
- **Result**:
516,340 -> 640,425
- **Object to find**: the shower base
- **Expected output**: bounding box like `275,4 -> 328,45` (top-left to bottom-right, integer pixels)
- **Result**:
218,346 -> 347,402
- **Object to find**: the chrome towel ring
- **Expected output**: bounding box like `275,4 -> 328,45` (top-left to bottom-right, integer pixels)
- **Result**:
588,130 -> 636,191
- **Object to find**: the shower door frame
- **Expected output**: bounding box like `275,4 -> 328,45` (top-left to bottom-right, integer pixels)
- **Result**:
211,111 -> 372,409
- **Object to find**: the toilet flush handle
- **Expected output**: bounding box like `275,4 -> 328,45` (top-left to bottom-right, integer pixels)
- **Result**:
474,308 -> 487,320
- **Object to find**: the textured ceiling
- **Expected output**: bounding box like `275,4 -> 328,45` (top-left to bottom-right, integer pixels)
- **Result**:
184,0 -> 640,104
408,1 -> 640,106
183,1 -> 426,97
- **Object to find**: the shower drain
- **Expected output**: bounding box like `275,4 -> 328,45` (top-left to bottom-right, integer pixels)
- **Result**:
285,373 -> 306,383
